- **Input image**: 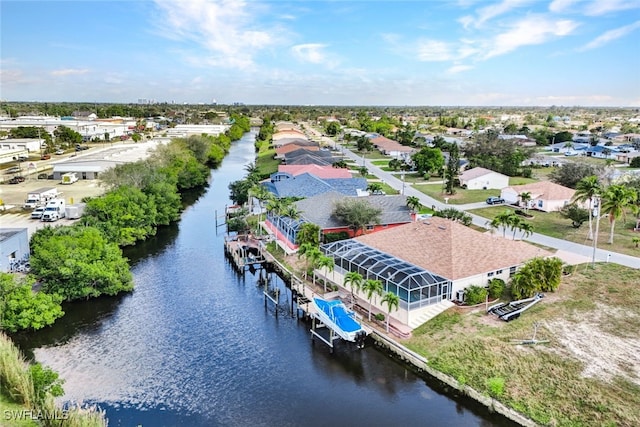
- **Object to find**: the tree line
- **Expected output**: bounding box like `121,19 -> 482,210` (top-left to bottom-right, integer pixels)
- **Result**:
1,118 -> 250,333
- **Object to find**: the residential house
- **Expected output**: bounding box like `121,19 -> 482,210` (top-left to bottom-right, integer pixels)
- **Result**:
283,148 -> 338,166
264,192 -> 414,252
0,228 -> 30,273
320,218 -> 547,328
584,145 -> 619,159
370,136 -> 415,159
459,167 -> 509,190
275,143 -> 320,159
278,164 -> 352,179
262,172 -> 368,199
501,181 -> 576,212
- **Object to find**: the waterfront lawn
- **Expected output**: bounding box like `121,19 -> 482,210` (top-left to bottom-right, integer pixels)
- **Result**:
0,394 -> 38,427
405,263 -> 640,427
413,184 -> 498,204
255,143 -> 279,178
470,205 -> 640,257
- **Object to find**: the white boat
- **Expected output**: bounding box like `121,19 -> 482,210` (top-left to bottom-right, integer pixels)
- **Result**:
312,297 -> 366,343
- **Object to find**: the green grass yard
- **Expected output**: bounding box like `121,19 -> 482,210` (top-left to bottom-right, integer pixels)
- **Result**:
470,205 -> 640,257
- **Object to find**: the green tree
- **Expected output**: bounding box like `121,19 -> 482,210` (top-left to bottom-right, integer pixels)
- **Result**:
0,273 -> 64,333
296,222 -> 321,247
356,136 -> 372,152
519,192 -> 532,214
464,130 -> 531,176
510,257 -> 563,299
411,147 -> 444,175
444,143 -> 460,195
314,255 -> 334,290
601,184 -> 637,244
29,226 -> 134,301
489,210 -> 515,238
549,162 -> 602,189
343,271 -> 364,302
559,204 -> 591,228
325,121 -> 341,136
30,363 -> 64,406
572,176 -> 601,240
297,243 -> 321,280
488,278 -> 505,299
406,196 -> 422,212
367,182 -> 383,193
363,279 -> 383,321
228,179 -> 253,205
53,125 -> 83,146
381,291 -> 400,333
332,198 -> 382,236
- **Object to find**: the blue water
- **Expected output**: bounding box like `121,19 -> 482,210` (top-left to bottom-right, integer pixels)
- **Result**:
14,131 -> 513,427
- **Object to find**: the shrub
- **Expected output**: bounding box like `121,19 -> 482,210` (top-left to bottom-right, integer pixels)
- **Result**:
487,377 -> 505,398
522,167 -> 533,178
488,278 -> 505,299
630,157 -> 640,168
464,285 -> 488,305
374,313 -> 385,322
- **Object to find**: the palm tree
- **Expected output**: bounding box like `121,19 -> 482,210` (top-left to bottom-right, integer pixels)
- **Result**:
489,210 -> 514,238
519,222 -> 534,239
343,271 -> 364,305
519,192 -> 531,214
406,196 -> 422,213
297,242 -> 317,279
315,255 -> 334,291
363,279 -> 383,321
381,292 -> 400,333
601,184 -> 637,244
632,236 -> 640,248
572,176 -> 601,240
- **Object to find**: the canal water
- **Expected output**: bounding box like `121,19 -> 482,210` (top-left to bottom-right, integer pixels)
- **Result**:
14,131 -> 513,427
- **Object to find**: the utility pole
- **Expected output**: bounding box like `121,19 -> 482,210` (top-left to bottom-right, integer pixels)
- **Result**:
591,195 -> 601,268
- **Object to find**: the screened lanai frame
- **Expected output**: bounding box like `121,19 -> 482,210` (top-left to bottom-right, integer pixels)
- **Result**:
321,239 -> 451,311
266,212 -> 306,246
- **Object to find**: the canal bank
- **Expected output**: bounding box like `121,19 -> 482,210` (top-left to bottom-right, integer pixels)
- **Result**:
239,240 -> 537,427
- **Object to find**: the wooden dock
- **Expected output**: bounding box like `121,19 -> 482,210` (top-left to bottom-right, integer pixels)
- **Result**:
223,234 -> 267,272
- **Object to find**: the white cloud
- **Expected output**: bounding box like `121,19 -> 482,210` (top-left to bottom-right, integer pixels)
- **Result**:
548,0 -> 583,13
291,44 -> 328,64
50,68 -> 90,76
448,65 -> 474,73
584,0 -> 640,16
579,20 -> 640,50
416,39 -> 478,62
459,0 -> 532,29
484,15 -> 579,58
153,0 -> 280,69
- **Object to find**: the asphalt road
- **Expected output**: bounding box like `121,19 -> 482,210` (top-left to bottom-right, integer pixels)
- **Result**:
333,140 -> 640,270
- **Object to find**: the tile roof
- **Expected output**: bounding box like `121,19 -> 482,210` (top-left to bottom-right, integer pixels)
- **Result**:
504,181 -> 575,201
276,144 -> 320,156
295,192 -> 412,228
279,164 -> 353,179
355,217 -> 548,280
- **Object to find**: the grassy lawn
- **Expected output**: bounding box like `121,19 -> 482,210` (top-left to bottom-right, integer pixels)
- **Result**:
470,205 -> 640,257
405,263 -> 640,427
254,140 -> 279,178
370,160 -> 389,166
413,184 -> 499,204
508,177 -> 538,185
0,394 -> 38,427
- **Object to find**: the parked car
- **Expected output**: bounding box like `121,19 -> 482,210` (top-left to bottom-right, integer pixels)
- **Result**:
31,207 -> 45,219
55,149 -> 65,155
486,196 -> 505,205
41,154 -> 51,160
5,166 -> 21,174
8,176 -> 26,184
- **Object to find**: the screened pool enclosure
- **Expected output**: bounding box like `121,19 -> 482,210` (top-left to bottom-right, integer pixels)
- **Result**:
321,239 -> 451,311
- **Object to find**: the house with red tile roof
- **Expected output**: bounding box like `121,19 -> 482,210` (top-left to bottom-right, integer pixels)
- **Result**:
275,143 -> 320,159
278,164 -> 352,179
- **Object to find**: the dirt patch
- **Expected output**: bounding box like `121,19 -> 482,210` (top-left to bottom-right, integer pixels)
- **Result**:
546,305 -> 640,386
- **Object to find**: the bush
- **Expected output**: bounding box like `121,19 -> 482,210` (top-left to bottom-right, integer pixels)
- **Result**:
374,313 -> 385,322
630,157 -> 640,168
323,231 -> 350,243
486,377 -> 505,398
522,167 -> 533,178
464,285 -> 488,305
488,278 -> 505,299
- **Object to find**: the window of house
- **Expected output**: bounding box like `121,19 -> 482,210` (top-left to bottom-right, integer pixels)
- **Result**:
488,272 -> 494,277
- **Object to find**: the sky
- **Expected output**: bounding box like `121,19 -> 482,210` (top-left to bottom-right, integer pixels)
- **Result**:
1,0 -> 639,106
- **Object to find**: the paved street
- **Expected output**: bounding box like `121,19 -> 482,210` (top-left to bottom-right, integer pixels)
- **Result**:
334,141 -> 640,270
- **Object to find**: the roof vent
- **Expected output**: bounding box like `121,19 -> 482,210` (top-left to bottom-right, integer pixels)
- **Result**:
438,225 -> 447,230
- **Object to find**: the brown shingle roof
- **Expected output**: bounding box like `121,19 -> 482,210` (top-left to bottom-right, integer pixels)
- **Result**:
505,181 -> 575,201
355,217 -> 549,280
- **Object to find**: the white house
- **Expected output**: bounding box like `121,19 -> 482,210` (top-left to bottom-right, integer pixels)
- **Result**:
501,181 -> 576,212
459,167 -> 509,190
